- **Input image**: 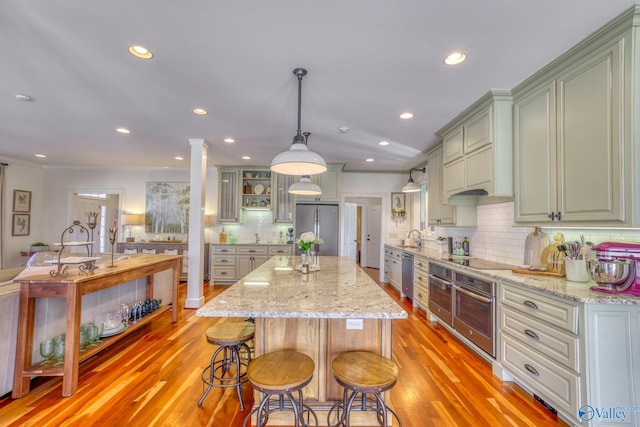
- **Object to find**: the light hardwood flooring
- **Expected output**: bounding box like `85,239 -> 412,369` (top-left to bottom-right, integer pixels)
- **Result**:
0,268 -> 569,426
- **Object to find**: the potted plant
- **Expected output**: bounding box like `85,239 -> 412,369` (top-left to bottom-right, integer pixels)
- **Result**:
30,242 -> 50,252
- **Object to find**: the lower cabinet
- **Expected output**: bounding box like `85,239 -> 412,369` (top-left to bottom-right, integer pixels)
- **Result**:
497,282 -> 582,424
210,244 -> 292,282
387,247 -> 402,291
413,255 -> 429,310
498,282 -> 640,426
117,242 -> 209,281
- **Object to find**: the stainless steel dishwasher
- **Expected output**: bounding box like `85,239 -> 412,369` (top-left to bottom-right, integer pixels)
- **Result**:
401,252 -> 414,300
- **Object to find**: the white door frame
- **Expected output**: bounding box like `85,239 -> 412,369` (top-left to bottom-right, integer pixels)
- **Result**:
341,192 -> 387,282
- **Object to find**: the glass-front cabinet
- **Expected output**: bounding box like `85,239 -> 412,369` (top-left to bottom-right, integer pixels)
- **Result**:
218,170 -> 239,222
274,173 -> 295,222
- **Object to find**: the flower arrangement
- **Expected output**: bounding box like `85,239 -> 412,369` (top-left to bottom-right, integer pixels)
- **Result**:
296,231 -> 324,251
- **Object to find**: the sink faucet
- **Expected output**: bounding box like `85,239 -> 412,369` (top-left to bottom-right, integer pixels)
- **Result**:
407,229 -> 422,248
255,233 -> 260,244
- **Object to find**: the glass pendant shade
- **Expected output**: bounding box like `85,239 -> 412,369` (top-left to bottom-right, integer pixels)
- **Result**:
288,175 -> 322,195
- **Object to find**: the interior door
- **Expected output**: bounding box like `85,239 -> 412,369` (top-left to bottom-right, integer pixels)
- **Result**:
343,202 -> 357,261
365,205 -> 381,268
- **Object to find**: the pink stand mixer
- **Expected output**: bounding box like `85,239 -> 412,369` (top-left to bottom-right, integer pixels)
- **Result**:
588,242 -> 640,296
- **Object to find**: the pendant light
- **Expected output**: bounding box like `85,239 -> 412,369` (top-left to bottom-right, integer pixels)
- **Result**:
271,68 -> 327,176
288,132 -> 323,195
401,167 -> 425,193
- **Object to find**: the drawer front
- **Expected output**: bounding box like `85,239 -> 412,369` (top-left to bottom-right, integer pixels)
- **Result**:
212,255 -> 236,266
269,246 -> 292,255
501,334 -> 580,416
414,283 -> 429,308
501,305 -> 580,372
212,246 -> 237,255
212,266 -> 235,280
237,246 -> 269,255
500,284 -> 579,334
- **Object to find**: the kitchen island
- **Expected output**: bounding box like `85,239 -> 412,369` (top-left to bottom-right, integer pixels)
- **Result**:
196,256 -> 407,426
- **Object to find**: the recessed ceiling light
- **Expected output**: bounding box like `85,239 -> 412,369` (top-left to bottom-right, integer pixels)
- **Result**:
378,141 -> 390,146
366,158 -> 375,162
116,127 -> 130,134
338,127 -> 350,133
224,138 -> 235,143
242,156 -> 251,160
175,156 -> 184,161
128,45 -> 153,59
444,51 -> 467,65
35,154 -> 46,158
15,94 -> 33,102
192,108 -> 208,115
400,112 -> 414,120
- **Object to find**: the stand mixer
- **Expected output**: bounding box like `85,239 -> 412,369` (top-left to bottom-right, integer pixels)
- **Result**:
588,242 -> 640,296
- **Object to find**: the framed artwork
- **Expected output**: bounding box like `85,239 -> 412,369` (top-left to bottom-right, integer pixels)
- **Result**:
145,182 -> 190,234
13,189 -> 31,212
12,214 -> 30,236
391,192 -> 406,216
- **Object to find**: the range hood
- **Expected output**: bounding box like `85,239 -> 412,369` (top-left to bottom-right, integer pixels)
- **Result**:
447,189 -> 513,206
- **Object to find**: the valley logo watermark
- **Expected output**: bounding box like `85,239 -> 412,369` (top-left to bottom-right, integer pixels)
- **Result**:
579,404 -> 640,422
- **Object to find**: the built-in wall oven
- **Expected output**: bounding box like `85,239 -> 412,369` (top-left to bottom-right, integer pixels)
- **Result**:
428,261 -> 497,358
452,271 -> 496,358
428,262 -> 453,326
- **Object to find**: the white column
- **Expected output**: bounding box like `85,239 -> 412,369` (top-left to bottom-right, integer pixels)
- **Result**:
185,138 -> 207,309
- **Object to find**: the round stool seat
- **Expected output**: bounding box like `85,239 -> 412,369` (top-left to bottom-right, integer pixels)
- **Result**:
332,351 -> 398,393
205,321 -> 255,346
248,350 -> 314,392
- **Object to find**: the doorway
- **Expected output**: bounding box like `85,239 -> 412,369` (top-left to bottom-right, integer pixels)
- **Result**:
70,192 -> 120,254
344,197 -> 382,268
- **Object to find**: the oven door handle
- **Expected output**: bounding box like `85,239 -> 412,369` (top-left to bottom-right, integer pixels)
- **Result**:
453,285 -> 493,304
428,274 -> 452,289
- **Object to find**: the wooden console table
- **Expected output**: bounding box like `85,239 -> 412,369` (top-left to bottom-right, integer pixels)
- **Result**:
12,254 -> 181,398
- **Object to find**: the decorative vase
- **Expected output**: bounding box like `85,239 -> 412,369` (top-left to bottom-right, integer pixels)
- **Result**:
300,249 -> 311,273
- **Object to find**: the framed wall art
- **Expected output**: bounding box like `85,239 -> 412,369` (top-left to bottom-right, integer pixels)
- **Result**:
145,182 -> 190,234
12,214 -> 30,236
391,192 -> 406,217
13,189 -> 31,213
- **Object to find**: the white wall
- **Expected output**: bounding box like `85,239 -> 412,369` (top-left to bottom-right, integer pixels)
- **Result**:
1,157 -> 45,268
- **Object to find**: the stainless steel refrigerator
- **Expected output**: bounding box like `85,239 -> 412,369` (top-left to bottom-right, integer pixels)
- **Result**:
294,204 -> 339,256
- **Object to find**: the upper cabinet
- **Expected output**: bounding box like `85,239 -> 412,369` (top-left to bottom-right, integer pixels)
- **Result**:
294,164 -> 343,203
513,7 -> 639,225
437,90 -> 513,200
427,146 -> 476,227
274,173 -> 295,223
218,170 -> 239,222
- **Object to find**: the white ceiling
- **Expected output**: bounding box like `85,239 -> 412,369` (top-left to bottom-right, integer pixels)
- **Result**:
0,0 -> 636,172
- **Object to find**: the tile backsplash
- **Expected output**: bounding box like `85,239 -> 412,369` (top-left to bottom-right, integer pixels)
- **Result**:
427,201 -> 640,266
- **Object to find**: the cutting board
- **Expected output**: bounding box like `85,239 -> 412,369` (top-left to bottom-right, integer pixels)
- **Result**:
511,268 -> 565,277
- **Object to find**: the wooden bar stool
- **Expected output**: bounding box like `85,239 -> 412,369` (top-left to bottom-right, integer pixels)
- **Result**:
327,351 -> 402,427
198,320 -> 255,410
242,350 -> 318,427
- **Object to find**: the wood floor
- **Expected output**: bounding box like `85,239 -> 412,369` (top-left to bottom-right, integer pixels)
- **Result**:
0,268 -> 569,427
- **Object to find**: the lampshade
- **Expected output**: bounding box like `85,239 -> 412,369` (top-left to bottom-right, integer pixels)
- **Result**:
401,167 -> 425,193
288,176 -> 322,195
121,213 -> 144,225
270,68 -> 327,176
401,180 -> 421,193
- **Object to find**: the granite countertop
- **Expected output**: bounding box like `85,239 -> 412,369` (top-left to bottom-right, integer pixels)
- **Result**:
385,243 -> 640,305
196,256 -> 408,319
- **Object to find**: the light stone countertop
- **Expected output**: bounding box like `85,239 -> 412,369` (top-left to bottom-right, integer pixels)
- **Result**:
196,256 -> 408,319
388,244 -> 640,305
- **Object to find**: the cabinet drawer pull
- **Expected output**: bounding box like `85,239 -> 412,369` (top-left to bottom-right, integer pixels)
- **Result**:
249,249 -> 256,253
524,329 -> 539,340
221,249 -> 229,253
221,259 -> 228,263
220,272 -> 228,275
524,363 -> 540,376
523,300 -> 539,310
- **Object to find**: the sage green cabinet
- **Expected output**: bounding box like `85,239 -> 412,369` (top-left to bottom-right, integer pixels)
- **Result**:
514,23 -> 628,225
294,164 -> 343,203
218,170 -> 239,222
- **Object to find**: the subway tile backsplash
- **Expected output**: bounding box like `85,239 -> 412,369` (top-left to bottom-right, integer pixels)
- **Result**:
430,201 -> 640,266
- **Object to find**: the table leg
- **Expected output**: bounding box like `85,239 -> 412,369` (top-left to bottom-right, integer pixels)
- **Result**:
62,283 -> 81,397
12,285 -> 35,398
172,260 -> 179,322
